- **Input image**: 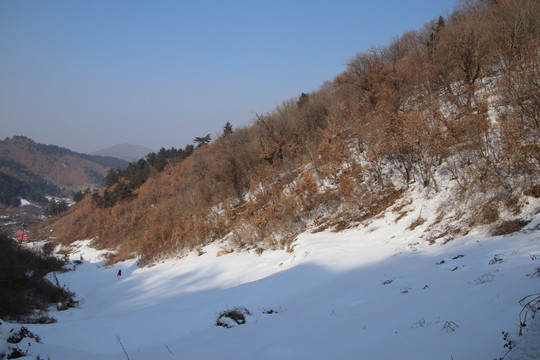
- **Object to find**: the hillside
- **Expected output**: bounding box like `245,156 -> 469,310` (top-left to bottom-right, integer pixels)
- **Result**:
91,143 -> 155,162
0,136 -> 128,202
36,0 -> 539,267
4,191 -> 540,359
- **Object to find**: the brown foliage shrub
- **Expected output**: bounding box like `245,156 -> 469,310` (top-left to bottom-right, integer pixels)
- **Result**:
524,185 -> 540,198
408,217 -> 426,231
480,203 -> 500,225
491,219 -> 529,236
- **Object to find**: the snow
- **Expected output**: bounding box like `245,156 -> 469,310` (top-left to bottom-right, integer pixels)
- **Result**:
2,188 -> 540,359
509,315 -> 540,360
18,198 -> 31,206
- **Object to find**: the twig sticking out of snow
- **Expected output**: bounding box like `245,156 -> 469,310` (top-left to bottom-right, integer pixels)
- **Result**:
489,255 -> 503,265
528,267 -> 540,278
116,335 -> 130,360
518,293 -> 540,336
442,321 -> 459,333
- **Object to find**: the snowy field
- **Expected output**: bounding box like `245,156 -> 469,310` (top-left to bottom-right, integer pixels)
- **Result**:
2,189 -> 540,359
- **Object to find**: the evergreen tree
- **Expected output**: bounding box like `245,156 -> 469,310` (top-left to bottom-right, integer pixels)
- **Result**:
223,122 -> 233,137
73,190 -> 84,203
155,148 -> 168,171
297,92 -> 309,108
194,134 -> 211,148
44,199 -> 68,217
146,152 -> 157,167
183,144 -> 194,157
436,15 -> 446,30
105,169 -> 120,187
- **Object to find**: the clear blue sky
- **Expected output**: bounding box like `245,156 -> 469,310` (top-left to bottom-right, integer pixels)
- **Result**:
0,0 -> 455,154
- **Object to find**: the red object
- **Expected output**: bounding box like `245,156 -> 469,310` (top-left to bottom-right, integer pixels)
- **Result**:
15,230 -> 30,241
117,269 -> 122,277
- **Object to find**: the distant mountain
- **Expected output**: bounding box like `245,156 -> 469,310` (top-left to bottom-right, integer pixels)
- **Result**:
91,144 -> 155,162
0,136 -> 129,205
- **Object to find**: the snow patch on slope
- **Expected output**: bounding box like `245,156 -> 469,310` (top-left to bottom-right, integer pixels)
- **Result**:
2,187 -> 539,360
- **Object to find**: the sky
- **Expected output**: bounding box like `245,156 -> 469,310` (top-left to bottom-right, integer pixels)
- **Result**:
0,0 -> 456,154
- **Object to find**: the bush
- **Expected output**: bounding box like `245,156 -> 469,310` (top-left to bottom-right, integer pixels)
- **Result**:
0,233 -> 77,321
481,203 -> 500,225
524,185 -> 540,198
491,219 -> 529,236
215,306 -> 253,328
408,217 -> 426,231
7,326 -> 41,344
2,326 -> 42,359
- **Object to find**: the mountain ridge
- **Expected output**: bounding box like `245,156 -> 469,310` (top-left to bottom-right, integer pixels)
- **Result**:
91,143 -> 155,162
0,136 -> 129,203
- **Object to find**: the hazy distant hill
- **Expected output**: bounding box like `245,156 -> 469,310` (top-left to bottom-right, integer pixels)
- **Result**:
0,136 -> 129,205
91,144 -> 154,162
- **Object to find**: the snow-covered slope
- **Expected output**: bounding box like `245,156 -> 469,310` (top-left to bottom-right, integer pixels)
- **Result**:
2,188 -> 540,360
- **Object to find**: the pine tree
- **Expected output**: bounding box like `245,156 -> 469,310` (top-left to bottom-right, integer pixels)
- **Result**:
194,134 -> 211,148
223,122 -> 233,137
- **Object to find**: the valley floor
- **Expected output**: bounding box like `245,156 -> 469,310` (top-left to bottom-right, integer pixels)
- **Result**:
2,188 -> 540,360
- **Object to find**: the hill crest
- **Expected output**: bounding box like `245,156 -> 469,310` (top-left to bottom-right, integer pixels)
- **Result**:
0,136 -> 128,195
91,144 -> 155,162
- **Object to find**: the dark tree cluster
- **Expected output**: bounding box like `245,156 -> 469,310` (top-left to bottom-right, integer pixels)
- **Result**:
72,188 -> 91,203
44,199 -> 69,217
0,170 -> 58,206
92,182 -> 134,208
146,144 -> 194,172
94,144 -> 195,208
0,233 -> 76,321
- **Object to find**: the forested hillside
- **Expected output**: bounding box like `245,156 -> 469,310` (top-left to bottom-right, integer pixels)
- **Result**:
0,136 -> 128,205
37,0 -> 540,265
